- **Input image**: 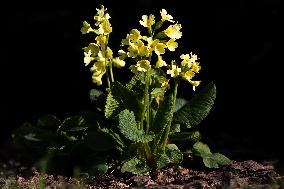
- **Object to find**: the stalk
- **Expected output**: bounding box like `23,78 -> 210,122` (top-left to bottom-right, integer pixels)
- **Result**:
139,68 -> 150,130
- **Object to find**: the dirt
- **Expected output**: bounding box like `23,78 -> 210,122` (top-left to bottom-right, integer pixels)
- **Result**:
1,159 -> 283,189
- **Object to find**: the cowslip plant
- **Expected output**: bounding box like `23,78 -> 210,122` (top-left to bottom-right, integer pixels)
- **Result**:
12,5 -> 231,176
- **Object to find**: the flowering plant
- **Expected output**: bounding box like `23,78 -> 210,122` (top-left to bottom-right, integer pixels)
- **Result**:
12,5 -> 231,176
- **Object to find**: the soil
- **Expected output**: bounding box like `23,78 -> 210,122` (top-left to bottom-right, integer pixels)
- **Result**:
1,139 -> 284,188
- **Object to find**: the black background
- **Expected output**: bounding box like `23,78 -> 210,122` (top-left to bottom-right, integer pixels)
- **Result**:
1,0 -> 282,162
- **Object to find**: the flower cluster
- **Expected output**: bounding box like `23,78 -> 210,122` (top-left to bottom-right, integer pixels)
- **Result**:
81,5 -> 125,86
118,9 -> 201,91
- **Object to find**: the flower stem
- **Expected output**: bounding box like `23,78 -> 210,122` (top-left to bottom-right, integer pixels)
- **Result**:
109,61 -> 114,83
161,80 -> 179,151
140,68 -> 150,130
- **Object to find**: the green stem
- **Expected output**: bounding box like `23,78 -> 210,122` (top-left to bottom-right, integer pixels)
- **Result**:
161,81 -> 179,152
109,61 -> 114,82
140,68 -> 150,130
105,67 -> 111,90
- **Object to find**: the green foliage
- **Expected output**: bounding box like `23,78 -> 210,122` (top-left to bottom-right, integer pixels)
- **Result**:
118,109 -> 154,143
12,6 -> 232,177
193,142 -> 232,168
174,82 -> 216,129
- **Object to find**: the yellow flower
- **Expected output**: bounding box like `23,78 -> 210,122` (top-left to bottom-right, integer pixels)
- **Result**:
94,5 -> 110,23
105,47 -> 113,58
83,43 -> 99,56
112,57 -> 126,68
121,34 -> 130,46
137,60 -> 151,72
90,60 -> 106,74
180,52 -> 199,67
81,21 -> 94,34
154,42 -> 167,55
190,80 -> 201,91
161,79 -> 170,89
191,62 -> 201,73
164,24 -> 182,39
183,70 -> 195,81
160,9 -> 174,23
92,72 -> 104,86
166,39 -> 178,51
97,20 -> 112,35
138,45 -> 149,57
84,50 -> 95,66
139,14 -> 155,28
167,65 -> 181,77
156,55 -> 167,68
118,50 -> 127,60
96,35 -> 107,45
129,29 -> 142,42
147,37 -> 159,53
127,43 -> 139,58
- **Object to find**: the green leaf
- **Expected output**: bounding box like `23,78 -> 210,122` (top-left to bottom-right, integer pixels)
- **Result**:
150,88 -> 164,101
174,98 -> 188,112
89,89 -> 106,111
157,144 -> 183,169
193,142 -> 232,168
37,114 -> 61,131
154,31 -> 167,39
105,81 -> 142,119
173,82 -> 216,129
85,131 -> 116,152
193,141 -> 211,156
150,68 -> 167,88
121,157 -> 150,175
118,109 -> 154,143
170,131 -> 201,142
89,89 -> 103,102
58,116 -> 87,132
169,124 -> 180,135
203,153 -> 232,168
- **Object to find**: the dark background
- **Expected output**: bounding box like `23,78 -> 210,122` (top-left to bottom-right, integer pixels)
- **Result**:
1,0 -> 282,164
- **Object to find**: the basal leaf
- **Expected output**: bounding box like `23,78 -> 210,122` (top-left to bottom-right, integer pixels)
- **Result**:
121,157 -> 150,175
157,144 -> 183,169
85,131 -> 116,152
173,82 -> 216,129
193,141 -> 211,156
174,98 -> 188,113
169,124 -> 180,135
37,114 -> 61,131
118,109 -> 154,143
203,153 -> 232,168
89,89 -> 106,111
105,81 -> 142,119
57,116 -> 87,132
170,131 -> 201,142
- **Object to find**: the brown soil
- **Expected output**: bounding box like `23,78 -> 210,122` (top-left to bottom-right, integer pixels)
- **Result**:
1,160 -> 283,189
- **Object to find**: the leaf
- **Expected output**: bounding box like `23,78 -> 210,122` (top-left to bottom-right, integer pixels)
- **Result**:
121,157 -> 150,175
193,142 -> 232,168
173,82 -> 216,129
89,89 -> 106,111
169,124 -> 180,135
150,88 -> 164,100
150,68 -> 167,88
156,144 -> 183,169
170,131 -> 201,142
154,31 -> 167,39
85,131 -> 116,152
174,98 -> 188,112
193,141 -> 211,156
118,109 -> 154,143
58,116 -> 87,132
37,114 -> 61,131
105,81 -> 143,119
203,153 -> 232,168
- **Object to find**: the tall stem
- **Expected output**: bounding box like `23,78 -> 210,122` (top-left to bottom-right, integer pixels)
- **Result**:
109,61 -> 114,83
140,68 -> 150,130
161,81 -> 179,151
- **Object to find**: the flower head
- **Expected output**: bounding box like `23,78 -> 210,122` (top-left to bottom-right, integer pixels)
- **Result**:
137,60 -> 151,72
112,57 -> 126,68
190,80 -> 201,91
156,55 -> 167,68
160,9 -> 174,23
81,21 -> 94,34
167,65 -> 181,77
164,24 -> 182,39
166,38 -> 178,51
139,14 -> 155,28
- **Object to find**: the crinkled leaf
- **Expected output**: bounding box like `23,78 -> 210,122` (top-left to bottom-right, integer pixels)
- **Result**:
193,141 -> 211,156
169,124 -> 180,135
105,81 -> 142,119
58,116 -> 87,132
89,89 -> 106,111
150,68 -> 167,88
126,72 -> 145,94
79,111 -> 102,130
100,127 -> 125,150
118,109 -> 154,143
170,131 -> 201,142
85,131 -> 116,152
157,144 -> 183,169
37,114 -> 61,131
121,157 -> 150,175
151,88 -> 165,100
203,153 -> 232,168
173,82 -> 216,129
174,98 -> 188,112
89,89 -> 103,102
